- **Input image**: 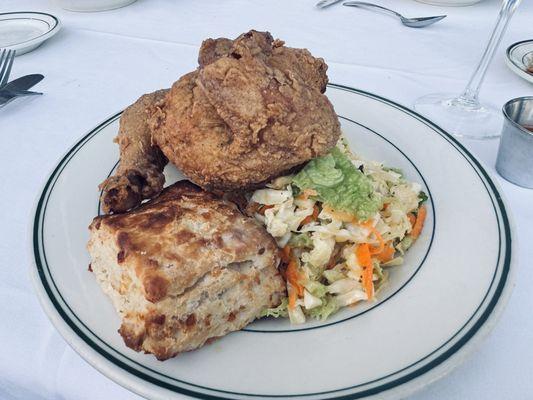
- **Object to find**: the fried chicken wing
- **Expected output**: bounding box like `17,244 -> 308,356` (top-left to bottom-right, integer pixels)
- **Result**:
99,90 -> 169,214
151,30 -> 340,191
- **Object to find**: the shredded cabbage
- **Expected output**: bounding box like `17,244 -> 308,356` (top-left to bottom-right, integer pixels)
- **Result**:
261,298 -> 289,318
307,295 -> 340,320
288,233 -> 313,248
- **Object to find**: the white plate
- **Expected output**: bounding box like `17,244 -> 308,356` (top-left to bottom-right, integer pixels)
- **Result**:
31,85 -> 514,400
0,12 -> 61,56
506,40 -> 533,84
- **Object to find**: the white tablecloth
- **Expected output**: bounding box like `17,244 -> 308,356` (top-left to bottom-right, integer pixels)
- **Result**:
1,0 -> 532,399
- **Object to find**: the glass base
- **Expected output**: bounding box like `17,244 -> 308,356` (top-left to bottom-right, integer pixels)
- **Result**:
413,93 -> 502,140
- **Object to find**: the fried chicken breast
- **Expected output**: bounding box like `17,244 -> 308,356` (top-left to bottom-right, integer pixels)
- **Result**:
88,181 -> 286,360
150,30 -> 340,191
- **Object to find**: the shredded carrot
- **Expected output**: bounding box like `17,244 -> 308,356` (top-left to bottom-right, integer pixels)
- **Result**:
280,245 -> 291,264
286,258 -> 304,297
356,244 -> 372,268
356,244 -> 374,300
363,270 -> 374,300
323,204 -> 357,223
368,227 -> 385,255
375,243 -> 395,263
360,221 -> 385,255
300,204 -> 320,226
288,285 -> 298,310
360,220 -> 373,229
296,188 -> 318,201
257,204 -> 275,215
286,245 -> 303,310
382,203 -> 389,211
410,205 -> 427,239
407,213 -> 416,227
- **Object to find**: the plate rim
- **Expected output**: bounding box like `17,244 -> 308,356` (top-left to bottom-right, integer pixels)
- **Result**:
505,39 -> 533,84
0,11 -> 61,51
30,84 -> 515,400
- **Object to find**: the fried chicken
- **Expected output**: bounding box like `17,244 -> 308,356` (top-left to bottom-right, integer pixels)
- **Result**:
99,90 -> 169,214
100,31 -> 340,213
150,30 -> 340,191
198,37 -> 233,67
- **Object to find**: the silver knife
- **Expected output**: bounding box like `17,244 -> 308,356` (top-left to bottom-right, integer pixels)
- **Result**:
316,0 -> 343,8
0,74 -> 44,107
2,74 -> 44,92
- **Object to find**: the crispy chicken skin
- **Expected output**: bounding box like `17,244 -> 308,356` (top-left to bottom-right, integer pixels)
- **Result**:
99,89 -> 169,214
88,181 -> 286,360
198,37 -> 233,67
150,30 -> 340,191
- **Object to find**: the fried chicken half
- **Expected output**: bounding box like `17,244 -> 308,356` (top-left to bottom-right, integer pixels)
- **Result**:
99,90 -> 169,214
100,30 -> 340,213
150,30 -> 340,191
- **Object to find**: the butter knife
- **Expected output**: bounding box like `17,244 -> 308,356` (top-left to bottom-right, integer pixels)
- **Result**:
316,0 -> 343,8
2,74 -> 44,94
0,74 -> 44,107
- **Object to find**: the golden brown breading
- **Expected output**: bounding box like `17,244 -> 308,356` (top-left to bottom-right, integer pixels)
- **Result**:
87,180 -> 286,360
150,30 -> 340,191
198,37 -> 233,67
99,89 -> 169,214
269,42 -> 329,93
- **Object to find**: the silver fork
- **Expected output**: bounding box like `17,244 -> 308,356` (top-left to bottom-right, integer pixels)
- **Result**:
0,49 -> 16,88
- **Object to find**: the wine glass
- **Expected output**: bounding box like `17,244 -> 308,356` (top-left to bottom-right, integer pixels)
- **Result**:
413,0 -> 522,140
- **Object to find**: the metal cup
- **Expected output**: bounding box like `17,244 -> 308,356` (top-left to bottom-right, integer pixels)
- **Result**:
496,97 -> 533,188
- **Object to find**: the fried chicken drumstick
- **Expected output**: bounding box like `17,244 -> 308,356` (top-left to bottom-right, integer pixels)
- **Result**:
99,90 -> 169,214
100,30 -> 340,213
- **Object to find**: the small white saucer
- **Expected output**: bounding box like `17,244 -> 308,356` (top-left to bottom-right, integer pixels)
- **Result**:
506,40 -> 533,84
0,12 -> 61,56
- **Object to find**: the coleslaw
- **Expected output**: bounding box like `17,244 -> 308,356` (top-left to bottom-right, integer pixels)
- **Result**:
248,140 -> 428,324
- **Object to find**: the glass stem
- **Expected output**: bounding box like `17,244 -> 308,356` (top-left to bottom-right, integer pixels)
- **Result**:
459,0 -> 521,104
